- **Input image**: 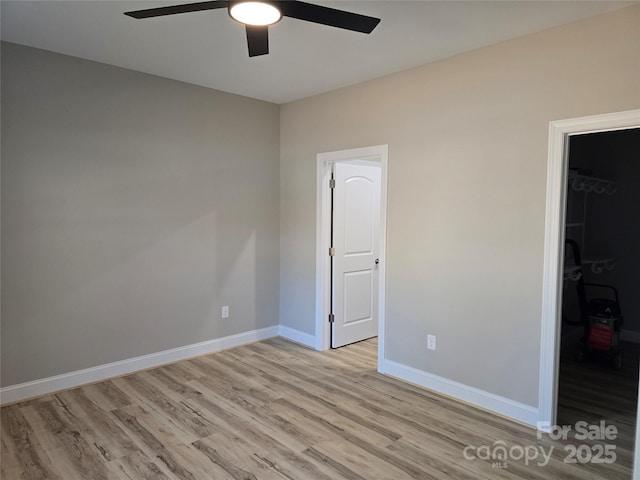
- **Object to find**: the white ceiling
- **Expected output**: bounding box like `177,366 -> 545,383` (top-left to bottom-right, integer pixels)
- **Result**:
1,0 -> 635,104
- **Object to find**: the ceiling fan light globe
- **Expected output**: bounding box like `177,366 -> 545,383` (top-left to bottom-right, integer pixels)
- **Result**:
229,1 -> 282,26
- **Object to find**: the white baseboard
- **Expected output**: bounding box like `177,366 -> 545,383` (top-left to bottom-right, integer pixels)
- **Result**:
278,325 -> 316,349
381,359 -> 539,427
0,326 -> 279,405
621,329 -> 640,344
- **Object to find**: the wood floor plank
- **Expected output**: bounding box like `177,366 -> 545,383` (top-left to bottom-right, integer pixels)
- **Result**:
0,405 -> 61,479
307,439 -> 419,480
302,446 -> 369,480
83,379 -> 133,411
178,386 -> 350,480
185,386 -> 333,479
192,418 -> 340,480
109,376 -> 205,446
193,441 -> 258,479
124,372 -> 215,439
273,397 -> 435,479
112,450 -> 173,480
224,359 -> 401,447
31,400 -> 111,479
111,408 -> 199,480
187,356 -> 280,408
55,388 -> 139,461
385,436 -> 498,480
189,377 -> 318,454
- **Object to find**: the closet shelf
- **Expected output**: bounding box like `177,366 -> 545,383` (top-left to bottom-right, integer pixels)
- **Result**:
582,257 -> 616,274
568,171 -> 617,195
564,265 -> 582,281
564,169 -> 616,282
563,258 -> 616,282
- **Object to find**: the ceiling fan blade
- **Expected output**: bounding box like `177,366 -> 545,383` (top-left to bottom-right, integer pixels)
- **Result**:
280,1 -> 380,34
246,25 -> 269,57
124,1 -> 227,19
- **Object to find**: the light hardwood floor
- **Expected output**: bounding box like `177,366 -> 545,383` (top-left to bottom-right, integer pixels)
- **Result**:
556,339 -> 638,479
1,337 -> 635,479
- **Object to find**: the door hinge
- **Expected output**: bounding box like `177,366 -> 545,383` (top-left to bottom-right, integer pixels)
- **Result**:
329,247 -> 336,256
329,178 -> 336,189
329,314 -> 335,323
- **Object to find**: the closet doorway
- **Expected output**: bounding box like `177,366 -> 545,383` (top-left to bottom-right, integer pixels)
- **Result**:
556,128 -> 640,465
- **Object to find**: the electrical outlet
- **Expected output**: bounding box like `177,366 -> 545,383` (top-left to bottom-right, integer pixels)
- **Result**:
427,334 -> 436,351
221,306 -> 230,319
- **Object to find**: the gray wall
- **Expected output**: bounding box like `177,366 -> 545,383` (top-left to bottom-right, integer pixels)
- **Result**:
1,42 -> 280,387
280,6 -> 640,407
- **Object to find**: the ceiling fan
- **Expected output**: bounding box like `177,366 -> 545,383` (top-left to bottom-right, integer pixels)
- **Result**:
124,1 -> 381,57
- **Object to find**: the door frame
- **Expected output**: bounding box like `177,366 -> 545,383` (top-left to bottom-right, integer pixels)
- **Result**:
315,145 -> 388,364
538,109 -> 640,430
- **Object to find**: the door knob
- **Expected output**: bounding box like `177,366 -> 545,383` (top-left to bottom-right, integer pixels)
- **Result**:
375,258 -> 380,265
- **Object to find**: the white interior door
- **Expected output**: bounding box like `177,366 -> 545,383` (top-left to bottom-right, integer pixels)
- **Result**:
331,162 -> 381,348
